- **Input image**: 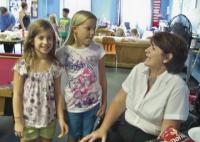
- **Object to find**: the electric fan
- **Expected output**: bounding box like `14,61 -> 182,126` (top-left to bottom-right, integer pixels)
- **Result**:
167,14 -> 193,83
167,14 -> 192,48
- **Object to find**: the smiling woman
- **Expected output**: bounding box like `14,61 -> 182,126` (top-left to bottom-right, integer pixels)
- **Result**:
80,32 -> 189,142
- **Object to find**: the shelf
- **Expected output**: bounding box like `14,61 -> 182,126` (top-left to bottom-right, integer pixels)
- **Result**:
187,49 -> 200,83
191,68 -> 200,82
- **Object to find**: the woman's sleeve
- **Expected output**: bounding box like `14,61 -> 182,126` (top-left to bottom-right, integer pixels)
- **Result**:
164,84 -> 189,121
122,64 -> 139,93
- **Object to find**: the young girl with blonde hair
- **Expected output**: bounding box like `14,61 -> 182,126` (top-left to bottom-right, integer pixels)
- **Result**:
49,14 -> 60,47
56,10 -> 107,142
49,14 -> 59,34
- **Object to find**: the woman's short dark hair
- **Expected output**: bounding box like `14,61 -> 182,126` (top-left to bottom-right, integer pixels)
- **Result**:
150,32 -> 188,74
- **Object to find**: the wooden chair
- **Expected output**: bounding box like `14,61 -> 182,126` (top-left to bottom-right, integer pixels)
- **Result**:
0,53 -> 21,116
95,28 -> 113,36
102,37 -> 117,69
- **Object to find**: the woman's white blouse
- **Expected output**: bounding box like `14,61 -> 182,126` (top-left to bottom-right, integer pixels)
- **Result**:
122,63 -> 189,135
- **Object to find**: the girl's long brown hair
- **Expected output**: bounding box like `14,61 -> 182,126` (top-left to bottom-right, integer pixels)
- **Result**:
23,19 -> 57,72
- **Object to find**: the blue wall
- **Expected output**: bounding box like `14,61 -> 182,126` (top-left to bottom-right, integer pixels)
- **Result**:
160,0 -> 169,20
37,0 -> 169,25
38,0 -> 60,20
37,0 -> 120,25
92,0 -> 119,25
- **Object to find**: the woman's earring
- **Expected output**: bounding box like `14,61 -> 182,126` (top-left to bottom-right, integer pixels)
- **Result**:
163,60 -> 167,63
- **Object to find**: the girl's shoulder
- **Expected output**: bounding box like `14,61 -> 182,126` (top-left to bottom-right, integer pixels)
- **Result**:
15,58 -> 26,66
56,46 -> 68,52
51,60 -> 65,78
14,58 -> 27,75
53,60 -> 63,67
89,41 -> 103,50
55,46 -> 68,56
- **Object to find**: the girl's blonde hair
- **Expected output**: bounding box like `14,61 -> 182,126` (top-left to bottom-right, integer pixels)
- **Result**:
49,14 -> 58,25
64,10 -> 97,46
23,19 -> 57,72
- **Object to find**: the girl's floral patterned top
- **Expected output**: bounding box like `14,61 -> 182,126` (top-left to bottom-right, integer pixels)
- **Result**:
13,59 -> 64,128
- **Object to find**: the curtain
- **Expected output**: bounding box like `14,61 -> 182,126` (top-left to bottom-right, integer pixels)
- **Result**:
120,0 -> 152,32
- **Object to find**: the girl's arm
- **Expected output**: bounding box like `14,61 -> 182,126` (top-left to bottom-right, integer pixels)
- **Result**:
54,76 -> 68,137
19,11 -> 25,30
13,70 -> 24,137
81,88 -> 127,142
97,57 -> 107,117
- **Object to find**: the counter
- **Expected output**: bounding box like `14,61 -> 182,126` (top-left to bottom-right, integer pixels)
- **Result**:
94,36 -> 150,68
0,31 -> 23,53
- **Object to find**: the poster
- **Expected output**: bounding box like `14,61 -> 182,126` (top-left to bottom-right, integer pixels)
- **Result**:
31,0 -> 38,18
9,0 -> 23,19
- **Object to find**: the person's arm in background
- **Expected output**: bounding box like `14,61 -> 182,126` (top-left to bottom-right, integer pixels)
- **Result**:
54,75 -> 68,138
13,69 -> 24,137
80,88 -> 127,142
6,14 -> 16,31
19,11 -> 25,30
96,57 -> 107,117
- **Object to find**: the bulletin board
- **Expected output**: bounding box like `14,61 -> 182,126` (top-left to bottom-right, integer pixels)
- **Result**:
9,0 -> 25,19
31,0 -> 38,18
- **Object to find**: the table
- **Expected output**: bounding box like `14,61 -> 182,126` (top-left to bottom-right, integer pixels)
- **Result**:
0,39 -> 23,53
0,86 -> 12,116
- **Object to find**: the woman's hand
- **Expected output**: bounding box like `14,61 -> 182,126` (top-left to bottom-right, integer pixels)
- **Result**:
58,119 -> 68,138
14,118 -> 24,138
80,128 -> 107,142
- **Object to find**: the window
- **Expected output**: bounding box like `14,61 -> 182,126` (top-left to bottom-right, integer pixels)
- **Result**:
120,0 -> 152,32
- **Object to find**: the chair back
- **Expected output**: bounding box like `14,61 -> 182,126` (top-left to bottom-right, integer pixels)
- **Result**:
102,37 -> 116,54
0,53 -> 21,85
95,28 -> 113,36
